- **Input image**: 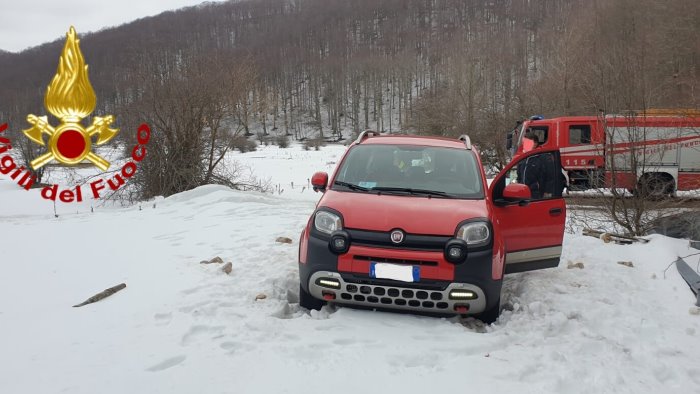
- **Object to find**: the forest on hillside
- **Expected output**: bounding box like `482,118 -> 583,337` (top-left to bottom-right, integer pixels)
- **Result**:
0,0 -> 698,196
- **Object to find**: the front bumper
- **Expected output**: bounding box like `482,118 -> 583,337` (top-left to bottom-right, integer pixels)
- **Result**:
299,232 -> 502,315
309,270 -> 487,314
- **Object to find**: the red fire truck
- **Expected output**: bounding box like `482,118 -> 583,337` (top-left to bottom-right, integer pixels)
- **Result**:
508,112 -> 700,195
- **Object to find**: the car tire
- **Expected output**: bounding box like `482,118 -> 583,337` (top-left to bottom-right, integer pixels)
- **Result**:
299,284 -> 325,311
474,297 -> 500,324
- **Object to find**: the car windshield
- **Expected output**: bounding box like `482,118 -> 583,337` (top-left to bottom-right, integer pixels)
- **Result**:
332,144 -> 484,199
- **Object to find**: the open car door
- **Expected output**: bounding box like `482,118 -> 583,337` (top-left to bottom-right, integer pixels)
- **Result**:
490,149 -> 566,274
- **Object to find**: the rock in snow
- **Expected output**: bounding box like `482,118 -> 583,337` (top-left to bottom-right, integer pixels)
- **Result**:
567,261 -> 585,269
201,256 -> 224,264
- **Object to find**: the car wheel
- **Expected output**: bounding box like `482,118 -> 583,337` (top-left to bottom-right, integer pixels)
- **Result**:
474,297 -> 501,324
299,284 -> 325,311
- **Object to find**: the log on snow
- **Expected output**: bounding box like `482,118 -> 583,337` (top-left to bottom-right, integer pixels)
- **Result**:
582,228 -> 649,244
72,283 -> 127,308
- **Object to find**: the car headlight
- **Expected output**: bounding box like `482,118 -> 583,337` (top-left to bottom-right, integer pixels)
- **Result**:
314,211 -> 342,235
456,221 -> 491,247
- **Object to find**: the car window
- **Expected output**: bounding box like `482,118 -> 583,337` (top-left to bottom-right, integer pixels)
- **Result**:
498,151 -> 563,200
333,144 -> 484,199
522,126 -> 549,153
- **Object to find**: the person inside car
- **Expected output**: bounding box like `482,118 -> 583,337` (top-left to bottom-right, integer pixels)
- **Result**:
367,150 -> 402,184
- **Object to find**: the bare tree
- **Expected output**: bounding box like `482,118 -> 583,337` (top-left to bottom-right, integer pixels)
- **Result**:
129,52 -> 259,199
0,0 -> 696,180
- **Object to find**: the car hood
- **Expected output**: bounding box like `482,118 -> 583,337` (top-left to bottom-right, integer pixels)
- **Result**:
318,190 -> 489,235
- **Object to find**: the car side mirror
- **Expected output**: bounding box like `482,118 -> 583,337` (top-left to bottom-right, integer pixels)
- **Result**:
503,183 -> 531,205
311,172 -> 329,192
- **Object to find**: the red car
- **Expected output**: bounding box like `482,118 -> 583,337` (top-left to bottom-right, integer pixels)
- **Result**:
298,131 -> 566,323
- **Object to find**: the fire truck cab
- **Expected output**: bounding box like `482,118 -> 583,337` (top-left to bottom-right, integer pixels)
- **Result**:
509,112 -> 700,195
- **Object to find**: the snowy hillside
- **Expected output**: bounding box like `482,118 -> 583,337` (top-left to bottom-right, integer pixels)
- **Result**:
1,143 -> 699,394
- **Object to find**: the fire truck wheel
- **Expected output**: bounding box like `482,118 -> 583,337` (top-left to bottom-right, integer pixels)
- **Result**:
299,284 -> 325,311
637,173 -> 674,198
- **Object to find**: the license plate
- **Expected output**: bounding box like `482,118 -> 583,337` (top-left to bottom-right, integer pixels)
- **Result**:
370,263 -> 420,282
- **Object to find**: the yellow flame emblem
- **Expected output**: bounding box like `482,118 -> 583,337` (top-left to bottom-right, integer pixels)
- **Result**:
23,27 -> 118,171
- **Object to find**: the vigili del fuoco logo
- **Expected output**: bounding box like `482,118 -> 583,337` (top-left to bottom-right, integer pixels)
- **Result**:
0,26 -> 150,202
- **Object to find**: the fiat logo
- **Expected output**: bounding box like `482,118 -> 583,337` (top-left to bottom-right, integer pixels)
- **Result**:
390,230 -> 405,244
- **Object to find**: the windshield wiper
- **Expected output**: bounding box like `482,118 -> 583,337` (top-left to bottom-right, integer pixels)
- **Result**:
333,181 -> 370,192
371,187 -> 454,198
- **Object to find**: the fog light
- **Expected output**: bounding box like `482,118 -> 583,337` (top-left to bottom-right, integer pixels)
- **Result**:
317,278 -> 341,289
448,246 -> 463,259
329,230 -> 351,254
444,239 -> 468,264
333,237 -> 346,250
449,290 -> 477,300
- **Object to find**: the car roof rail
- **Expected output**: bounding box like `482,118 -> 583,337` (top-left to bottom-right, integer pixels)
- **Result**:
458,135 -> 473,150
355,130 -> 380,144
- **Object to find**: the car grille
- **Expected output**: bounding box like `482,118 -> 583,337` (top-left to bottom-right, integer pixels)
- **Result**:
308,271 -> 487,314
352,255 -> 438,266
346,228 -> 449,251
340,283 -> 449,309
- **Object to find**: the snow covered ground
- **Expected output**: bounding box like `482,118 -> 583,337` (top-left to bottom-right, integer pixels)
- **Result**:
1,143 -> 700,394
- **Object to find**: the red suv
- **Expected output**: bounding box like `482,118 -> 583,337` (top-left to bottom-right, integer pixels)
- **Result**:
298,131 -> 566,322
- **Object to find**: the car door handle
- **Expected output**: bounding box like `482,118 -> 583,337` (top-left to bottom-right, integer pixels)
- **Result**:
549,208 -> 563,216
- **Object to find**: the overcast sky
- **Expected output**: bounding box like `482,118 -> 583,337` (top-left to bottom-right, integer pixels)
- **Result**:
0,0 -> 225,52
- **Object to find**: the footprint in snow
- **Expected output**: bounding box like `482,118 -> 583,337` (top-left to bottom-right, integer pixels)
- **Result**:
271,302 -> 299,319
332,338 -> 357,345
154,312 -> 172,325
181,325 -> 226,346
146,355 -> 187,372
220,341 -> 239,351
